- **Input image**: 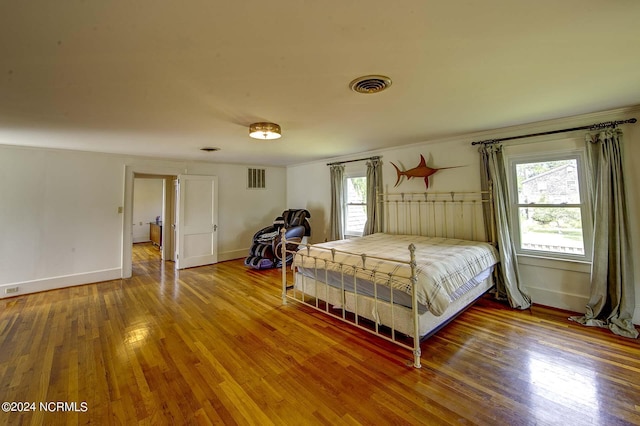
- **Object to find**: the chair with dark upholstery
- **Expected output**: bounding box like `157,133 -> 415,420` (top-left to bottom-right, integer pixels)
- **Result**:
244,209 -> 311,269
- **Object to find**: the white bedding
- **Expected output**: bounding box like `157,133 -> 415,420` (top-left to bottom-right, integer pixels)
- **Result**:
292,233 -> 498,316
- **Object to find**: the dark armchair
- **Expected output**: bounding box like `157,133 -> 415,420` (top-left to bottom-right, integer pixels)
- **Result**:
244,209 -> 311,269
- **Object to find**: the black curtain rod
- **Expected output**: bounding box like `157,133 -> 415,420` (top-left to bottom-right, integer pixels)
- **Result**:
326,155 -> 381,166
470,118 -> 637,146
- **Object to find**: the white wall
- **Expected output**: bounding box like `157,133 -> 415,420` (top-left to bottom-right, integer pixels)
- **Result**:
0,146 -> 286,298
286,106 -> 640,323
0,148 -> 124,294
132,178 -> 163,243
287,162 -> 331,243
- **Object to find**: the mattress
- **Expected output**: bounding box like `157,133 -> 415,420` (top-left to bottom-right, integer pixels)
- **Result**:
296,265 -> 493,314
292,233 -> 499,316
292,271 -> 494,337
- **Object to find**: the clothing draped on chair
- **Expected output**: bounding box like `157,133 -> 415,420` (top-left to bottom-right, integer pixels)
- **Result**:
363,157 -> 383,235
329,164 -> 345,241
570,129 -> 638,338
479,144 -> 532,310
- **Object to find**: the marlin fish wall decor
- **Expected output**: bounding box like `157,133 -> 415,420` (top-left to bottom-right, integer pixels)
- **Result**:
391,154 -> 462,189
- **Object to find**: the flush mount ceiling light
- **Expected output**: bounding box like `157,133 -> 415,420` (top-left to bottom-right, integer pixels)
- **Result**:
349,75 -> 392,94
249,122 -> 282,140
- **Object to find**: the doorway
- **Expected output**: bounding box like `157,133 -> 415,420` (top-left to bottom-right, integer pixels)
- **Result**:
122,167 -> 218,279
123,166 -> 180,279
131,175 -> 166,275
132,174 -> 177,272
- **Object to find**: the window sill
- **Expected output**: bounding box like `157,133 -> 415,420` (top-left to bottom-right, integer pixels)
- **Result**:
516,253 -> 591,274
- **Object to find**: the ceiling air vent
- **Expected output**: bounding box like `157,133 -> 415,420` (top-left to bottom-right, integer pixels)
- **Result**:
349,75 -> 392,94
248,168 -> 266,189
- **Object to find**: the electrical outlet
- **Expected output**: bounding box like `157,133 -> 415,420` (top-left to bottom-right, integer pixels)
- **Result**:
5,287 -> 19,294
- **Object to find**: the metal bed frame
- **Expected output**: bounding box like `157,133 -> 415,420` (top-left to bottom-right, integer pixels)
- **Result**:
280,189 -> 495,368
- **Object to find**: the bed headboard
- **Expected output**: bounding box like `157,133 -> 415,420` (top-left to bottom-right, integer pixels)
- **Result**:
378,188 -> 494,243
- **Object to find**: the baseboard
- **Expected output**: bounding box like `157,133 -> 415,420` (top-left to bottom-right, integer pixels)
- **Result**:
528,287 -> 640,326
0,268 -> 122,299
218,248 -> 249,262
526,286 -> 589,315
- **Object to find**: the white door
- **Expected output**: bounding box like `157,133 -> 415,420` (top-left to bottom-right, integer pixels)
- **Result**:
176,174 -> 218,269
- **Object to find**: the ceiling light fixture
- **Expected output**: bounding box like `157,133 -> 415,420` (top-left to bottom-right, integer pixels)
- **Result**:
249,122 -> 282,140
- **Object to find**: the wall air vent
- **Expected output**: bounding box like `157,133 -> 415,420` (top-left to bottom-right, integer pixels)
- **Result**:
248,168 -> 266,189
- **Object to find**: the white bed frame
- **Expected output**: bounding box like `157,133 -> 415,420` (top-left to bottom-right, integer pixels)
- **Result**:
280,189 -> 495,368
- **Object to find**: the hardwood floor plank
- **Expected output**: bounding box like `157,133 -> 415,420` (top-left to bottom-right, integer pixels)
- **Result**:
1,243 -> 639,425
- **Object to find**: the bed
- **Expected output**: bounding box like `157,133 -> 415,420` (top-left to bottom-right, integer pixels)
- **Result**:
280,190 -> 497,368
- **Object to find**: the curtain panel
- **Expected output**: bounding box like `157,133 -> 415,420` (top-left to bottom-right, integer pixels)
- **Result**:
570,129 -> 638,338
479,145 -> 532,310
329,164 -> 345,241
363,158 -> 383,235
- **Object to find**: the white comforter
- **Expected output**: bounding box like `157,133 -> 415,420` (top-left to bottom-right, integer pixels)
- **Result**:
292,233 -> 499,316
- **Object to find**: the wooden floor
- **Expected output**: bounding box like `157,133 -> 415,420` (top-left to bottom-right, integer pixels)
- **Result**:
1,243 -> 639,425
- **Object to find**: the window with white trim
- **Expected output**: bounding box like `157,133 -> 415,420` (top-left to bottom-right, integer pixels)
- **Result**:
508,150 -> 592,261
344,174 -> 367,237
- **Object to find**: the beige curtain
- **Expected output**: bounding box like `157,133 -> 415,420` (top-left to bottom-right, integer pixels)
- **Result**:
570,129 -> 638,338
363,158 -> 383,235
329,164 -> 345,241
479,144 -> 532,310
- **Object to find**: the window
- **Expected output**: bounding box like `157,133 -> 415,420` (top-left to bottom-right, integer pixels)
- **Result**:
344,175 -> 367,237
509,151 -> 591,261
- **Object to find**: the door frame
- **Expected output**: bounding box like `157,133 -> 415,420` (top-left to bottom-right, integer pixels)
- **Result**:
122,165 -> 182,278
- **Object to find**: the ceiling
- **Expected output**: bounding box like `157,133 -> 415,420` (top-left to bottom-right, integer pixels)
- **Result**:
1,1 -> 639,166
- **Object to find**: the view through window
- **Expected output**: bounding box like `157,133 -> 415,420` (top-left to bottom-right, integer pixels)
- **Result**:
345,176 -> 367,237
513,157 -> 587,257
